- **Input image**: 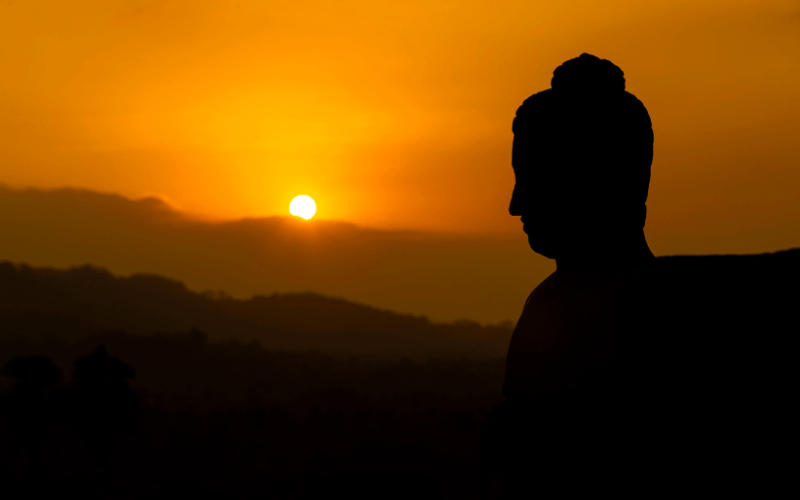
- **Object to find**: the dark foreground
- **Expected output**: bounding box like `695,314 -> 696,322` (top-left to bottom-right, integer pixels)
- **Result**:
0,331 -> 505,499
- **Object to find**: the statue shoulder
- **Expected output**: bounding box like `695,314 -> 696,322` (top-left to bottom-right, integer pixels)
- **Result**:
524,272 -> 558,307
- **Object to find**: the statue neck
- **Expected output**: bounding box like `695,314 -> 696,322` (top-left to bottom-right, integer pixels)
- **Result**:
555,229 -> 654,276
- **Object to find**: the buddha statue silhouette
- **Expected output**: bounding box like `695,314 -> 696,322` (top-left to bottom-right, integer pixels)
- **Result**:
482,53 -> 798,498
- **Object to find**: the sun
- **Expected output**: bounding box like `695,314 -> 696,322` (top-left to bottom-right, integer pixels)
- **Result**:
289,195 -> 317,220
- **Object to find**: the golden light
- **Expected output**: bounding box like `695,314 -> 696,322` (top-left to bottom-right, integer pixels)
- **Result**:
289,195 -> 317,220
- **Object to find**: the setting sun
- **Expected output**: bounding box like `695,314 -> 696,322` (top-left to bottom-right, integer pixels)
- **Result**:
289,195 -> 317,220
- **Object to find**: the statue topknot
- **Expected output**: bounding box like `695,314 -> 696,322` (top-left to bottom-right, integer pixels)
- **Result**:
551,53 -> 626,94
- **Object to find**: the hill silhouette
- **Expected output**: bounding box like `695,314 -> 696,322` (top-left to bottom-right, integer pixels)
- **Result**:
0,330 -> 506,498
0,185 -> 551,324
0,261 -> 512,359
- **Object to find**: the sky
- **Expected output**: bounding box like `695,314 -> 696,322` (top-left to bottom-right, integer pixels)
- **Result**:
0,1 -> 798,242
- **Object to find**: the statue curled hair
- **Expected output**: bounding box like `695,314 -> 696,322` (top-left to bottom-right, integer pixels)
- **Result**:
512,53 -> 654,229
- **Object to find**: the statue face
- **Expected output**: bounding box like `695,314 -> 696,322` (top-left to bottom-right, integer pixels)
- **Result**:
509,162 -> 574,259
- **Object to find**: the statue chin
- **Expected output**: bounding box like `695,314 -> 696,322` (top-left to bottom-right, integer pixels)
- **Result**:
527,234 -> 559,260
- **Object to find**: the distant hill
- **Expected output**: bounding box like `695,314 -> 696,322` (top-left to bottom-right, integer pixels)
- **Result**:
0,185 -> 551,323
0,261 -> 513,359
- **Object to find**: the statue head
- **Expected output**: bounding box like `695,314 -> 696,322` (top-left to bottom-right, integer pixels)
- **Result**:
510,54 -> 654,259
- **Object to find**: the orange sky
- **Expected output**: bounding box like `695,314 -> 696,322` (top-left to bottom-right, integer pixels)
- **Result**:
1,1 -> 799,251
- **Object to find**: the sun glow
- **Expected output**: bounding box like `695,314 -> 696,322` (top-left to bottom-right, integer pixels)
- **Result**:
289,195 -> 317,220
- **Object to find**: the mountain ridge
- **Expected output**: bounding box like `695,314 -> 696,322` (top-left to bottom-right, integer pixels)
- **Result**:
0,260 -> 513,359
0,185 -> 550,323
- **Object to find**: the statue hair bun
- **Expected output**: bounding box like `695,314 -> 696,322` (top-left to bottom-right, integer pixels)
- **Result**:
550,53 -> 626,94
